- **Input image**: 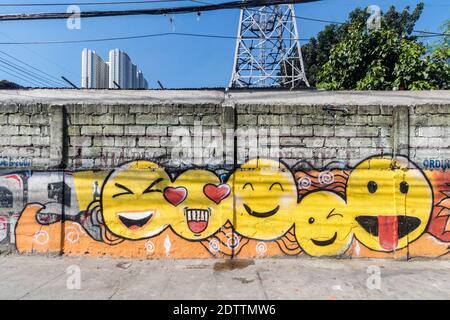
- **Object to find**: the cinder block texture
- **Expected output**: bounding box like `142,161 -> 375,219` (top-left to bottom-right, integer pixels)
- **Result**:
0,91 -> 448,170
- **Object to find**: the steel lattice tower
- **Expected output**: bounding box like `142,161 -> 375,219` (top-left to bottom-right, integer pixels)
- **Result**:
229,4 -> 309,89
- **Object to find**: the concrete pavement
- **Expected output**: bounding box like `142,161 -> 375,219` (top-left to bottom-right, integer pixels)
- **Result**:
0,254 -> 449,300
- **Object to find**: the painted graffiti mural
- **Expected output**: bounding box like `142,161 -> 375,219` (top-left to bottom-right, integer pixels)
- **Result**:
2,154 -> 450,259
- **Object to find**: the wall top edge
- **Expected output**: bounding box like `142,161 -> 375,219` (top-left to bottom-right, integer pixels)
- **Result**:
0,89 -> 448,106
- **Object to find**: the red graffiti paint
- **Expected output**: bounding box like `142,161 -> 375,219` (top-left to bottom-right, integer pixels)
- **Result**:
164,187 -> 187,207
378,216 -> 399,251
203,184 -> 231,204
188,220 -> 208,234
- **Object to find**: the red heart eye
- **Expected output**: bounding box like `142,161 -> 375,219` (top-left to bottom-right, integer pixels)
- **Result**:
203,184 -> 231,204
163,187 -> 187,207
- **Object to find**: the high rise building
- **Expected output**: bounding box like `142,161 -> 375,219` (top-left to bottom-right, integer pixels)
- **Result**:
131,64 -> 138,89
137,71 -> 147,89
109,49 -> 129,89
81,48 -> 148,89
81,49 -> 109,89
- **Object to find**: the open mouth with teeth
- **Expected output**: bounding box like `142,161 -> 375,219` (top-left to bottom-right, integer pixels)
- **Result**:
184,208 -> 211,234
243,204 -> 280,218
117,210 -> 155,231
355,215 -> 422,251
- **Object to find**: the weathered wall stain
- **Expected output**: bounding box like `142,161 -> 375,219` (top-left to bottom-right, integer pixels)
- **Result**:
1,155 -> 448,259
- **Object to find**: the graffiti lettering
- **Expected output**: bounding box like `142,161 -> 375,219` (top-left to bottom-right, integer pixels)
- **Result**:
423,159 -> 450,170
0,156 -> 32,167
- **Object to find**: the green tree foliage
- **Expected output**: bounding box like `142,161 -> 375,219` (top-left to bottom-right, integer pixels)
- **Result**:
297,2 -> 449,90
316,25 -> 434,90
383,3 -> 424,36
301,7 -> 368,86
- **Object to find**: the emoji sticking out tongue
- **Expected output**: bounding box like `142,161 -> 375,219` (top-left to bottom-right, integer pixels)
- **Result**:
378,216 -> 398,251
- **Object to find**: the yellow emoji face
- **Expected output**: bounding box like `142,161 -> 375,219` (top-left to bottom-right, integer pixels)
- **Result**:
346,156 -> 432,252
170,169 -> 232,240
230,159 -> 298,240
101,161 -> 172,240
295,191 -> 352,256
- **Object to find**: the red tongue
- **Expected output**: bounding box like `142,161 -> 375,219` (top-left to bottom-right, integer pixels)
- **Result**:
188,221 -> 207,234
378,216 -> 398,251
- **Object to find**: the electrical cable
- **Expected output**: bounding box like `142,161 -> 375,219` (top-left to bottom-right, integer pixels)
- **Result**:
246,8 -> 448,37
0,51 -> 67,86
0,0 -> 445,37
0,66 -> 38,86
0,63 -> 49,87
0,0 -> 211,7
0,0 -> 320,21
0,31 -> 309,44
0,57 -> 58,86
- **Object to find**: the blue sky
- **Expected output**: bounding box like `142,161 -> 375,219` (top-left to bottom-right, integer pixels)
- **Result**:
0,0 -> 447,88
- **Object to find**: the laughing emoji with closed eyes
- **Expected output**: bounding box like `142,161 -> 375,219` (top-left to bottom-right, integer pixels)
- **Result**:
101,160 -> 173,240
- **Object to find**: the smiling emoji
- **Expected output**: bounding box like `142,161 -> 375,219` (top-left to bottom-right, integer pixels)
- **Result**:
295,191 -> 352,256
230,158 -> 298,240
170,169 -> 232,240
346,156 -> 433,252
101,160 -> 172,240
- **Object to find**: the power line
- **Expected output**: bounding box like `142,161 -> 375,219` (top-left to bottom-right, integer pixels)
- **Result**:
0,58 -> 51,86
0,0 -> 445,38
0,0 -> 320,21
0,30 -> 78,82
0,32 -> 310,45
248,8 -> 448,37
2,0 -> 449,7
278,11 -> 448,36
0,54 -> 64,86
415,34 -> 449,38
0,1 -> 444,46
0,56 -> 59,86
0,26 -> 443,46
0,50 -> 67,86
0,65 -> 41,87
0,61 -> 52,87
0,0 -> 207,6
413,30 -> 449,36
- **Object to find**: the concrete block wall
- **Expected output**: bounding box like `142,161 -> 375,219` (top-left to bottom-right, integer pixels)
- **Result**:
66,103 -> 227,170
0,104 -> 52,168
0,90 -> 447,172
0,90 -> 449,259
410,105 -> 450,169
236,104 -> 394,168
